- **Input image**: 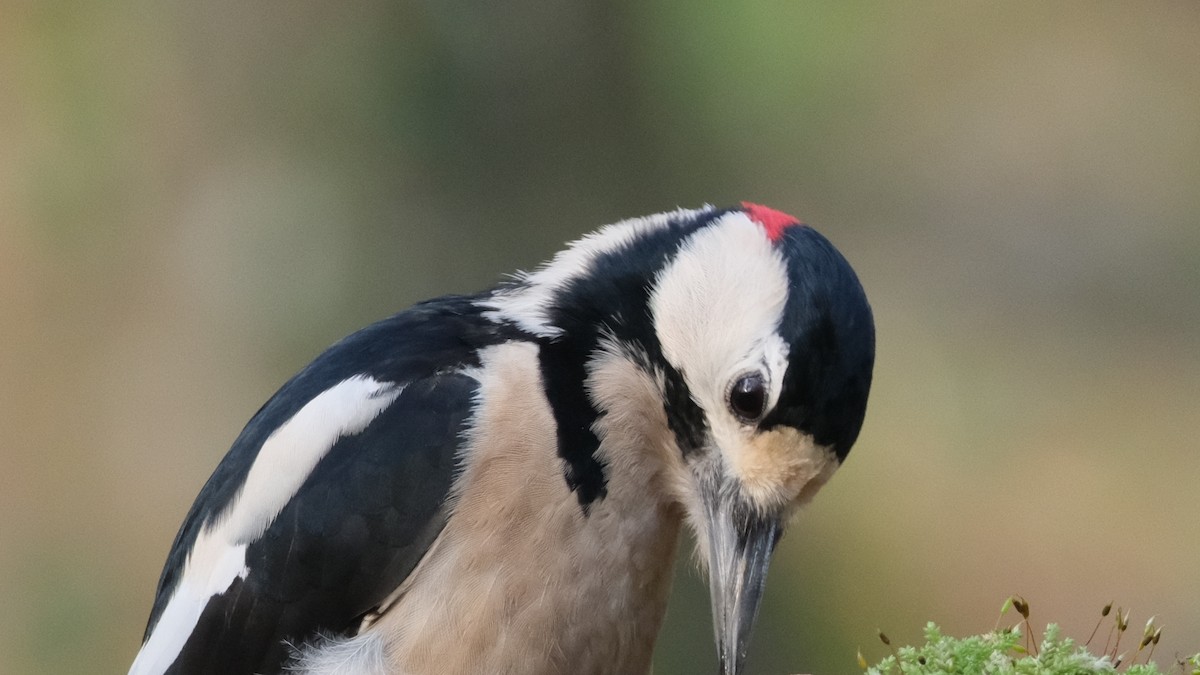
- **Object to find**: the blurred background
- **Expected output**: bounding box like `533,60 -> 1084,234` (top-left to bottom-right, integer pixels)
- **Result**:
2,2 -> 1197,673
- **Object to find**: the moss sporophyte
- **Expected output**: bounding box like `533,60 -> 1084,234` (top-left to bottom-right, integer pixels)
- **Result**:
862,598 -> 1199,675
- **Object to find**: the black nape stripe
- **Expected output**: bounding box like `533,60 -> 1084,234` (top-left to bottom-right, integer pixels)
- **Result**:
537,208 -> 728,511
658,361 -> 706,454
539,335 -> 607,512
619,345 -> 707,457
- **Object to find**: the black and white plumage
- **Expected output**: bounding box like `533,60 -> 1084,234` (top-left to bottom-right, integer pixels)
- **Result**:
130,203 -> 875,675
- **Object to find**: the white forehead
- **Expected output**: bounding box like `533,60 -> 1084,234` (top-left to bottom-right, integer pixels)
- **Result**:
649,212 -> 791,417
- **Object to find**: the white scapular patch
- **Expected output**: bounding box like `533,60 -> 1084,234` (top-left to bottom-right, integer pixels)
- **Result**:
480,205 -> 714,337
130,375 -> 402,675
649,211 -> 792,453
224,375 -> 403,543
129,543 -> 248,675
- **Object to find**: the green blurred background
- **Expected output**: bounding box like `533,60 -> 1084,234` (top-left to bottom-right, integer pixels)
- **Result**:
2,2 -> 1197,673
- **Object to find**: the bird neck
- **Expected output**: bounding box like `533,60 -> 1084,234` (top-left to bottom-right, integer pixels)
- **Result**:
363,340 -> 687,674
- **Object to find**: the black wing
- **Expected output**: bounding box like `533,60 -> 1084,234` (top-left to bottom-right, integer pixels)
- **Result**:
138,296 -> 519,674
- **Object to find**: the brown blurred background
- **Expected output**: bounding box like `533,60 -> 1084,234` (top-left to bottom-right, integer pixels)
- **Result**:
1,2 -> 1197,673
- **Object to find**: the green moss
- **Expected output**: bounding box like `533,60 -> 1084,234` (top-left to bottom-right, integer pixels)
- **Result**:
865,600 -> 1200,675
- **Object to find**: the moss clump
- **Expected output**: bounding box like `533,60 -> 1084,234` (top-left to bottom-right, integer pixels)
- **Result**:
864,598 -> 1199,675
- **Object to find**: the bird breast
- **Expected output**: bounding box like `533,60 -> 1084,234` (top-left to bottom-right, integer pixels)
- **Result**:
333,341 -> 685,675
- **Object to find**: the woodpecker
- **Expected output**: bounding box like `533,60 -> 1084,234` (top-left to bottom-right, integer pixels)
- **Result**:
130,203 -> 875,675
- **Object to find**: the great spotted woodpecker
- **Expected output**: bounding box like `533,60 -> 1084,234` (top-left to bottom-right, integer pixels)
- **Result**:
130,203 -> 875,675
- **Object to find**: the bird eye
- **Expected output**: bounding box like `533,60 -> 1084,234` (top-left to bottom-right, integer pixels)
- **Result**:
728,373 -> 768,423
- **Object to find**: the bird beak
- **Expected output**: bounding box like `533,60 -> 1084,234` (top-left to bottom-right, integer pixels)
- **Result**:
704,498 -> 783,675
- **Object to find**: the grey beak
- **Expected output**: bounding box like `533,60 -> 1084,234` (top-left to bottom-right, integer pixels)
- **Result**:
705,501 -> 782,675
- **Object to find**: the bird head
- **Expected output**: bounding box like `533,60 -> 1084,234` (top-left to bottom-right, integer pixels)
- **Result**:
644,203 -> 875,674
487,202 -> 873,673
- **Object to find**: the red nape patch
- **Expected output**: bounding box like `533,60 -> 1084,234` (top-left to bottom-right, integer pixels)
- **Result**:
741,202 -> 802,242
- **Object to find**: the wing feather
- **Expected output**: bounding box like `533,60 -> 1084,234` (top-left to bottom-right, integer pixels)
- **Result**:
132,296 -> 511,675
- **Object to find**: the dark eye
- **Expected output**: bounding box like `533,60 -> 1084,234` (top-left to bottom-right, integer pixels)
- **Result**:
728,373 -> 768,422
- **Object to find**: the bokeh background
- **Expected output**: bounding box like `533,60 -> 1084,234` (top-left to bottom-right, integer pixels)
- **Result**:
2,2 -> 1198,673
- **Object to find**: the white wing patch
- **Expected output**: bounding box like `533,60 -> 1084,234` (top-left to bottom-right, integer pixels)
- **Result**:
130,375 -> 402,675
480,205 -> 714,337
224,375 -> 403,543
129,543 -> 249,675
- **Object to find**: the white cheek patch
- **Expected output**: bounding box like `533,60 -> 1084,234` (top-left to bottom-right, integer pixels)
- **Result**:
131,376 -> 402,675
649,213 -> 826,512
649,212 -> 791,418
